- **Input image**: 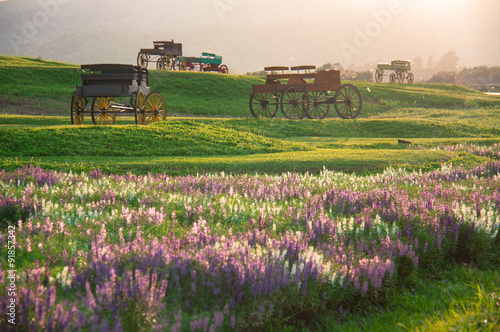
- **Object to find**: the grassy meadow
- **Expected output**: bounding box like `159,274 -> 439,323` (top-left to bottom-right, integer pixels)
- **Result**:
0,56 -> 499,331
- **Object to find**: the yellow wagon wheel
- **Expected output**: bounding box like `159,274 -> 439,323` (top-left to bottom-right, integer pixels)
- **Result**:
135,90 -> 146,125
156,57 -> 166,70
140,92 -> 166,125
70,92 -> 86,125
137,53 -> 149,69
91,97 -> 116,125
179,59 -> 187,71
164,53 -> 174,70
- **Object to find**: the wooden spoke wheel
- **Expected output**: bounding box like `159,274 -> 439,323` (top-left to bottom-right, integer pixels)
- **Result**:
375,68 -> 384,83
138,92 -> 166,125
134,90 -> 146,125
407,72 -> 414,84
390,72 -> 397,83
70,92 -> 86,125
249,93 -> 278,118
164,53 -> 174,70
178,59 -> 187,71
219,64 -> 229,74
137,53 -> 149,69
334,84 -> 362,119
91,97 -> 116,125
281,85 -> 309,120
186,57 -> 201,71
306,91 -> 330,119
156,57 -> 166,70
397,72 -> 404,84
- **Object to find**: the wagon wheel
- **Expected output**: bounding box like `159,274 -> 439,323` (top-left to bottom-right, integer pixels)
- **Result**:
219,64 -> 229,74
186,57 -> 201,71
134,90 -> 146,125
397,72 -> 404,84
334,84 -> 362,119
281,85 -> 309,120
138,92 -> 166,125
306,91 -> 330,119
390,72 -> 396,83
178,59 -> 187,71
375,68 -> 384,83
164,53 -> 174,70
249,93 -> 278,118
137,53 -> 149,69
407,72 -> 414,84
156,58 -> 165,70
70,92 -> 86,125
91,97 -> 116,125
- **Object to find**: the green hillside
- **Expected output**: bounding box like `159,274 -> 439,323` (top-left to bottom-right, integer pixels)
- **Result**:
1,56 -> 498,118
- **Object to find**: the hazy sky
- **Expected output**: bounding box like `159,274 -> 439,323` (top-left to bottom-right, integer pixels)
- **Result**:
0,0 -> 498,73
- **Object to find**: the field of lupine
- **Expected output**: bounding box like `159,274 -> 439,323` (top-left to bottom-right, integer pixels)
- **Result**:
1,143 -> 499,330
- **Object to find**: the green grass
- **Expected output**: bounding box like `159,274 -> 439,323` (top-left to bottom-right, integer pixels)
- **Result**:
1,56 -> 498,119
0,120 -> 309,157
0,148 -> 459,176
0,56 -> 500,331
320,266 -> 499,331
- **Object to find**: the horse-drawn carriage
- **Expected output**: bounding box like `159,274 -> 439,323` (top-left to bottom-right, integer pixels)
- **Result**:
375,60 -> 414,84
70,64 -> 166,126
249,66 -> 362,119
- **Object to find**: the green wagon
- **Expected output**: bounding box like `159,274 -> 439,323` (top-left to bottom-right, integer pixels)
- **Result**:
174,52 -> 229,74
375,60 -> 414,84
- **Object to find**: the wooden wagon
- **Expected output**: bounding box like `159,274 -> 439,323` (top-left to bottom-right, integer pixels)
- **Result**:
137,40 -> 183,70
70,64 -> 166,126
375,60 -> 414,84
249,66 -> 362,119
173,52 -> 228,73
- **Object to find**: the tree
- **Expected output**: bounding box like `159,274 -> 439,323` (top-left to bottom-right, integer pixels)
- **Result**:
436,50 -> 459,72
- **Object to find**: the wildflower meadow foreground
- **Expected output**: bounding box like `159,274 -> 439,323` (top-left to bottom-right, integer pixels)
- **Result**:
1,161 -> 499,330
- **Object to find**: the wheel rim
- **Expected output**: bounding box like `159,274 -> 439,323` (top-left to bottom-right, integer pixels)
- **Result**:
306,91 -> 330,119
397,72 -> 404,84
91,97 -> 116,125
376,69 -> 383,83
137,53 -> 149,69
71,93 -> 85,125
164,53 -> 174,70
281,86 -> 308,120
334,84 -> 362,119
186,57 -> 201,71
179,59 -> 187,71
156,57 -> 165,70
135,91 -> 146,125
143,92 -> 166,125
408,73 -> 414,84
250,93 -> 278,118
219,65 -> 229,74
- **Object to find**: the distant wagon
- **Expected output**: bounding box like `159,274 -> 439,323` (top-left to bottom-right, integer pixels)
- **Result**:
137,41 -> 228,73
249,65 -> 362,119
137,40 -> 183,70
70,64 -> 166,126
375,60 -> 414,84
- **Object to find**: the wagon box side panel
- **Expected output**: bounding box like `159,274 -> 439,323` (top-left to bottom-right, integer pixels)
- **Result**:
312,70 -> 341,91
